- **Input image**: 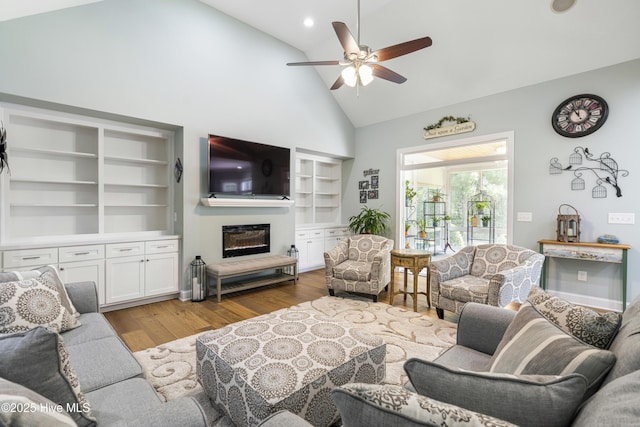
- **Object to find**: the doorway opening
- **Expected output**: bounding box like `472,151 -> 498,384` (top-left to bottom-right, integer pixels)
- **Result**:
397,131 -> 514,257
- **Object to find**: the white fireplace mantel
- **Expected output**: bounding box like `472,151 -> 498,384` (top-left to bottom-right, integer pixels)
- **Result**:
200,198 -> 294,208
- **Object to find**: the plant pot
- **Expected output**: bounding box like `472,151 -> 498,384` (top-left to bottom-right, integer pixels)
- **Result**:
418,231 -> 427,239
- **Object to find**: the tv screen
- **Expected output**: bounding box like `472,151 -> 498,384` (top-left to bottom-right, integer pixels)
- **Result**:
208,134 -> 290,197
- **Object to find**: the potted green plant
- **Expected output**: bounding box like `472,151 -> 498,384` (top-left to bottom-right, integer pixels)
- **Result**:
431,188 -> 446,202
481,215 -> 491,227
404,221 -> 411,236
432,216 -> 441,227
416,218 -> 427,239
348,206 -> 391,236
474,201 -> 489,215
405,180 -> 417,207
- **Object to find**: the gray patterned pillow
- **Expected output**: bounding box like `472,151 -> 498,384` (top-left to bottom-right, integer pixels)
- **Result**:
0,377 -> 77,426
0,327 -> 96,426
489,302 -> 616,398
332,383 -> 516,427
404,358 -> 587,427
528,287 -> 621,349
0,275 -> 81,334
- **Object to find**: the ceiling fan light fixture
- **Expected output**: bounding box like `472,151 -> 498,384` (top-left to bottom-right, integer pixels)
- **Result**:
359,64 -> 374,86
341,65 -> 358,87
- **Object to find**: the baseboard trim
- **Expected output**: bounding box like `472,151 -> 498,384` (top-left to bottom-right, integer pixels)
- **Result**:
546,289 -> 623,312
100,292 -> 179,312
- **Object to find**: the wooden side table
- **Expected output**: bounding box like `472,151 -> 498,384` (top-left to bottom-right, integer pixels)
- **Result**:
389,249 -> 432,312
538,239 -> 631,311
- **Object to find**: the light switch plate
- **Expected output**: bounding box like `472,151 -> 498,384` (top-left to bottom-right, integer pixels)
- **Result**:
517,212 -> 533,222
608,213 -> 635,224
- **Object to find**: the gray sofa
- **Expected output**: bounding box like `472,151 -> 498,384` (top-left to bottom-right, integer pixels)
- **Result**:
1,280 -> 207,427
263,292 -> 640,427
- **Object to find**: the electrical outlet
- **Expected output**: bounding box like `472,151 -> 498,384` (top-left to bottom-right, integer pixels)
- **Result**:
517,212 -> 533,222
578,271 -> 588,281
608,213 -> 635,224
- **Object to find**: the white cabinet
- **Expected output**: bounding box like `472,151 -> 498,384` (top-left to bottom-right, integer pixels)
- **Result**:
105,239 -> 179,305
295,229 -> 325,271
295,154 -> 342,226
2,247 -> 58,268
324,227 -> 350,249
295,226 -> 350,272
0,103 -> 174,244
58,244 -> 105,305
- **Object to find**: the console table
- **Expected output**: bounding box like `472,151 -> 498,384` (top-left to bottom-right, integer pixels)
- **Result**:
538,240 -> 631,311
389,249 -> 431,312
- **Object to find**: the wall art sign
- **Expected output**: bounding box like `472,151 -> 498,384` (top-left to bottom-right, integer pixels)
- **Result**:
423,116 -> 475,140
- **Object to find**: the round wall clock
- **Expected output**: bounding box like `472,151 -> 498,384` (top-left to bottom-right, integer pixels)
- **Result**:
552,94 -> 608,138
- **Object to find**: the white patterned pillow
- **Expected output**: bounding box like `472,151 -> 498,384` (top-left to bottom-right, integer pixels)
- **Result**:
527,287 -> 621,349
489,302 -> 616,398
0,377 -> 77,426
332,383 -> 516,427
0,276 -> 81,334
0,265 -> 80,318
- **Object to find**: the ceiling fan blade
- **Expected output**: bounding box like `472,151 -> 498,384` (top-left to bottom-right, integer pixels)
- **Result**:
330,75 -> 345,90
332,22 -> 360,55
286,60 -> 340,66
371,36 -> 433,62
370,63 -> 407,84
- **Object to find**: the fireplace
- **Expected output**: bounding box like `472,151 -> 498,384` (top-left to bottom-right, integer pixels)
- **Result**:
222,224 -> 270,258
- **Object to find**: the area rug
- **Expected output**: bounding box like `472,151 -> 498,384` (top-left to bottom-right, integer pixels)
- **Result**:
133,295 -> 457,425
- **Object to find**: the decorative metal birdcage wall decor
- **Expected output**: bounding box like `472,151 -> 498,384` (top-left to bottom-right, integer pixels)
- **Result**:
556,204 -> 581,243
548,147 -> 629,198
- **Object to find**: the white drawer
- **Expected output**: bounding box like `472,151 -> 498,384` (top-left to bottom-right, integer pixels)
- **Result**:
3,247 -> 58,269
145,239 -> 179,254
325,227 -> 350,238
59,245 -> 105,263
308,229 -> 324,239
295,230 -> 310,239
106,242 -> 145,258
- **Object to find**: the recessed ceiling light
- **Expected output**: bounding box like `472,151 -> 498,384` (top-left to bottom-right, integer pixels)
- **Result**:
551,0 -> 576,13
303,17 -> 314,28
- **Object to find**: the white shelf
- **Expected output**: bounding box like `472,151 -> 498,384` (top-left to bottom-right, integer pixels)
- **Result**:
200,198 -> 294,208
12,147 -> 98,159
11,203 -> 98,208
10,178 -> 98,186
105,182 -> 169,189
295,153 -> 342,226
104,155 -> 168,165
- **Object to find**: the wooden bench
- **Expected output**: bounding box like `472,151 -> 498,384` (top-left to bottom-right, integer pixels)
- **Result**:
206,255 -> 298,302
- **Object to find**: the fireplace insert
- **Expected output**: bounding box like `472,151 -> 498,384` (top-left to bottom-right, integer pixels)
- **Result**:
222,224 -> 270,258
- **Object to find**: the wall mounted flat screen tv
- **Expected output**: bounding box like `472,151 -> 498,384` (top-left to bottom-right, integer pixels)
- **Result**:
208,134 -> 290,197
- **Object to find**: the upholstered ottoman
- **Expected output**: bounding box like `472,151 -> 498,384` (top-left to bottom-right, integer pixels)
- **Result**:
196,306 -> 386,427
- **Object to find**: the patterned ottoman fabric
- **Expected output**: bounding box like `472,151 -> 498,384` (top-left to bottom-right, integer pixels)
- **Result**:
196,306 -> 386,427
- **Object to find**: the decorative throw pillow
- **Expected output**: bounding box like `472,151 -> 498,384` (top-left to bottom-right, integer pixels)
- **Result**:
528,286 -> 621,349
0,275 -> 81,334
0,377 -> 77,427
0,265 -> 80,318
489,302 -> 616,397
404,358 -> 587,427
332,383 -> 517,427
0,327 -> 96,427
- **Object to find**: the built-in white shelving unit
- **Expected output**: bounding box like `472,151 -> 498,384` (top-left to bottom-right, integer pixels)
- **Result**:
295,153 -> 342,226
0,104 -> 174,243
0,103 -> 179,310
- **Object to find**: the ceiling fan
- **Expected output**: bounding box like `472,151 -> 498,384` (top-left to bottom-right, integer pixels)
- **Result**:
286,0 -> 432,90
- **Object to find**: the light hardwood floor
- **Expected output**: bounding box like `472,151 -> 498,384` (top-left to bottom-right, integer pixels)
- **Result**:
105,269 -> 450,352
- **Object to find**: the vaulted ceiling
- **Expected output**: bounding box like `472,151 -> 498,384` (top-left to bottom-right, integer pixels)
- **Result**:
3,0 -> 640,128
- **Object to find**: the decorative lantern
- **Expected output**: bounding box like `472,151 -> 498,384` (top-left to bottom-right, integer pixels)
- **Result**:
286,245 -> 299,279
556,204 -> 581,243
190,255 -> 207,302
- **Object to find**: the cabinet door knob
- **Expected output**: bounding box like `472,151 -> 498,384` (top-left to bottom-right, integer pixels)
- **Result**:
59,267 -> 64,271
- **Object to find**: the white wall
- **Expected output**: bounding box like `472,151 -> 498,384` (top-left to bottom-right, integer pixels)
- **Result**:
0,0 -> 354,289
345,59 -> 640,309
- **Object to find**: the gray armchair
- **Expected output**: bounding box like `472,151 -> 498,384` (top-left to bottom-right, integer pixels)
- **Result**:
324,234 -> 394,302
429,244 -> 544,319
